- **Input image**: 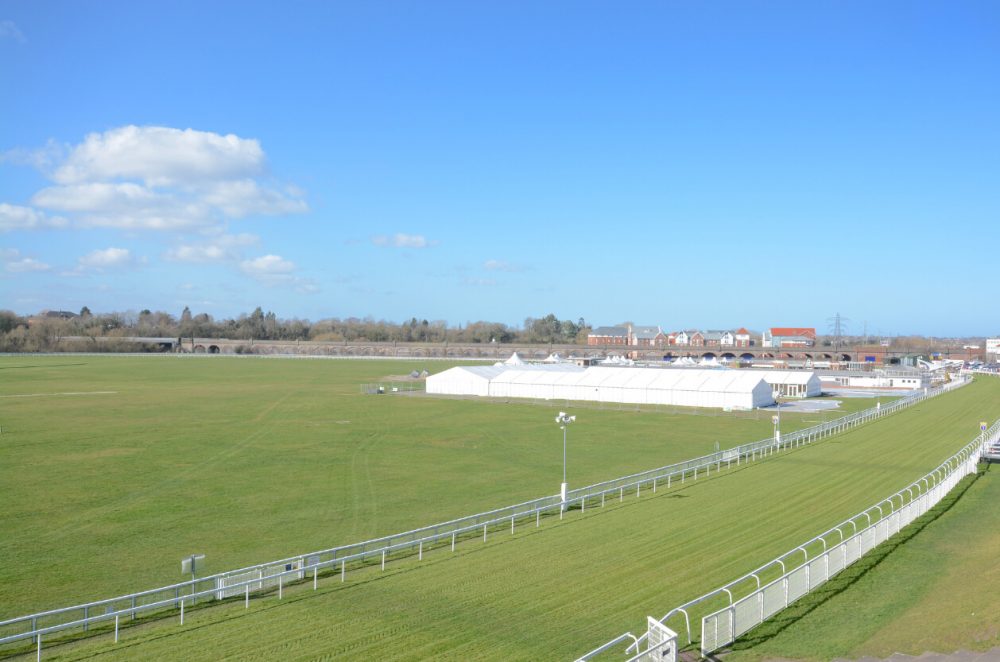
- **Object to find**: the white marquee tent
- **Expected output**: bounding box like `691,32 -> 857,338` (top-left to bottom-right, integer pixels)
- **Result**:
426,365 -> 775,410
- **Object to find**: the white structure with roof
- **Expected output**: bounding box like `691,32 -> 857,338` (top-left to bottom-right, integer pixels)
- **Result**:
426,365 -> 775,410
761,371 -> 823,398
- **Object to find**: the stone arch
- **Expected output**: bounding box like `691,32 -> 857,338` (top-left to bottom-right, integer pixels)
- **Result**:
841,353 -> 852,362
702,352 -> 717,359
193,345 -> 206,353
740,353 -> 754,361
208,345 -> 220,354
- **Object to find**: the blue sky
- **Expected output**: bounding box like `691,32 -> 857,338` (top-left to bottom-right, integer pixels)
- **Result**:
1,1 -> 997,336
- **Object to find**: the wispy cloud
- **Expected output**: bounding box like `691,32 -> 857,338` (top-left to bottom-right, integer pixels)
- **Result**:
77,247 -> 138,271
1,139 -> 65,170
0,20 -> 25,43
483,259 -> 526,273
1,248 -> 50,273
463,277 -> 497,287
164,233 -> 259,264
240,254 -> 319,293
371,233 -> 436,249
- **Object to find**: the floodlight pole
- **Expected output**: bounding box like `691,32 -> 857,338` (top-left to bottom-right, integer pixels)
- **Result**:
773,390 -> 781,445
555,412 -> 575,509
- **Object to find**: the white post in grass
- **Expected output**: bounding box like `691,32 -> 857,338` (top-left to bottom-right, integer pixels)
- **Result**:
772,391 -> 781,447
555,412 -> 576,512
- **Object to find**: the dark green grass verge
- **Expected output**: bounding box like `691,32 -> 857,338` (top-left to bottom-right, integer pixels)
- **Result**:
724,461 -> 1000,661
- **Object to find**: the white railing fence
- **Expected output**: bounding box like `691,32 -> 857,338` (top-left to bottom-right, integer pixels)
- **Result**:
579,415 -> 998,662
0,377 -> 969,657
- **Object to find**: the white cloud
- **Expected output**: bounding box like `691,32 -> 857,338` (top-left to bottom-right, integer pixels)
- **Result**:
164,233 -> 259,264
6,125 -> 307,232
483,259 -> 525,272
1,140 -> 65,170
241,254 -> 296,276
32,183 -> 203,230
53,125 -> 264,187
33,180 -> 208,230
0,20 -> 25,43
1,248 -> 50,273
200,180 -> 307,217
0,203 -> 68,231
7,257 -> 50,273
240,254 -> 319,293
78,247 -> 134,270
371,233 -> 435,249
32,182 -> 157,212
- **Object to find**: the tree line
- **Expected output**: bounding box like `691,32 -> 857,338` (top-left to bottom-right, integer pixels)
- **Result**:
0,308 -> 591,352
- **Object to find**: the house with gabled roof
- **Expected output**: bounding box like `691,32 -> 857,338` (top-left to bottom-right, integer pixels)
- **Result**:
734,328 -> 752,347
630,325 -> 667,347
703,330 -> 735,347
587,326 -> 629,346
767,327 -> 817,348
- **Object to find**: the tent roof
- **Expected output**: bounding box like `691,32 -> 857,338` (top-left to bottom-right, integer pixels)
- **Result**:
504,352 -> 526,365
760,370 -> 819,385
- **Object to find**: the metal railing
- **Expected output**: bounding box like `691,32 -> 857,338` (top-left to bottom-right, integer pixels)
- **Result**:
0,376 -> 968,656
578,396 -> 992,662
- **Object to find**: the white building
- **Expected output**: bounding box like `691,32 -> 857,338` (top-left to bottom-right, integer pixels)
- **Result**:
987,338 -> 1000,355
761,371 -> 823,398
426,365 -> 775,410
818,374 -> 927,390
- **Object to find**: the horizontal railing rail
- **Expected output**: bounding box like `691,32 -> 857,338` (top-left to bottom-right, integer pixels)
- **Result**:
0,376 -> 968,654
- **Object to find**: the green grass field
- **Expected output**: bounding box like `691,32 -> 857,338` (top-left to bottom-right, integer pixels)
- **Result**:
1,357 -> 996,661
0,355 -> 839,618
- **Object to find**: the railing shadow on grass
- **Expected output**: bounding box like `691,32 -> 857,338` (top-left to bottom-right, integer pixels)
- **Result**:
721,463 -> 990,656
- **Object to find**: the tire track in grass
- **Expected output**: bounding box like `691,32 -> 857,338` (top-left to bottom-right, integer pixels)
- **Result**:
346,396 -> 384,540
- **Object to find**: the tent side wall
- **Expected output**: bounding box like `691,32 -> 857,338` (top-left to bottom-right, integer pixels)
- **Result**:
426,367 -> 492,396
427,366 -> 777,410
